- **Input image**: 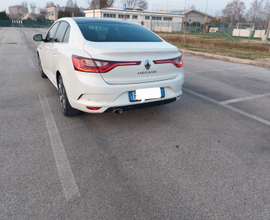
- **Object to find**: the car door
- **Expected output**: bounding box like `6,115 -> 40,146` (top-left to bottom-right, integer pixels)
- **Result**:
39,22 -> 60,81
50,21 -> 70,85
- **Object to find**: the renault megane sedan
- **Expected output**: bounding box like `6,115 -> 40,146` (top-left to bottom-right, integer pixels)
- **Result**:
33,17 -> 184,116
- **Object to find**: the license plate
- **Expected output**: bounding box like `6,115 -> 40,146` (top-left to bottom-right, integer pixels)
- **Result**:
129,88 -> 165,102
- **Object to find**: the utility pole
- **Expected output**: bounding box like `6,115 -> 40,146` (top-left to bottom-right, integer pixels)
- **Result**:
204,0 -> 208,24
263,18 -> 270,41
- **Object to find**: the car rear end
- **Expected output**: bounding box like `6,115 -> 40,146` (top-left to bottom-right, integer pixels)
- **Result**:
67,18 -> 184,113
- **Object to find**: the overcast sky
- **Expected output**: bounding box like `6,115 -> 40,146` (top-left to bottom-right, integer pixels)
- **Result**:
1,0 -> 256,16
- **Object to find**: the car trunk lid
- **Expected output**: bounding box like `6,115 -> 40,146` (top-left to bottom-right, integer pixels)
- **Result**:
83,41 -> 181,84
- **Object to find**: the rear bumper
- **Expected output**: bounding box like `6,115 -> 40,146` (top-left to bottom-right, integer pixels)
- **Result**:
104,98 -> 177,113
64,69 -> 184,113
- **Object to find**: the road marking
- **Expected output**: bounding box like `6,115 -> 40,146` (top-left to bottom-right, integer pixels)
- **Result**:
183,88 -> 270,127
220,93 -> 270,105
27,55 -> 35,68
39,93 -> 80,201
185,66 -> 253,74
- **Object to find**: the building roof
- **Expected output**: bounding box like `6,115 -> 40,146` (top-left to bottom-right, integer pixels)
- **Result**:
84,7 -> 184,17
19,13 -> 36,20
171,9 -> 214,19
9,5 -> 27,8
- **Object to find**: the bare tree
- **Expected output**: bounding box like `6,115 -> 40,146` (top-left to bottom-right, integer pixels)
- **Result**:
190,4 -> 196,10
30,2 -> 36,14
119,0 -> 148,9
87,0 -> 114,9
263,0 -> 270,40
46,1 -> 55,8
21,1 -> 28,8
136,0 -> 148,9
222,0 -> 246,23
65,0 -> 82,16
66,0 -> 74,8
246,0 -> 264,24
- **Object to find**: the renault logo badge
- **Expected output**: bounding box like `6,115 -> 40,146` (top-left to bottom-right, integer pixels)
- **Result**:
144,60 -> 151,70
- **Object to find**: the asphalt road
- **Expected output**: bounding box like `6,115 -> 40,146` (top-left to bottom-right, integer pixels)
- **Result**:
1,27 -> 270,220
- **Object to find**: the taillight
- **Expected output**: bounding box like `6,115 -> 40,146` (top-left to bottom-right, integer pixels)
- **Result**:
153,55 -> 183,68
72,55 -> 141,73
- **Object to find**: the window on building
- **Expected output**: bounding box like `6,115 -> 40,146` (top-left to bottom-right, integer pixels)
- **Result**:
51,11 -> 54,16
132,15 -> 138,19
152,16 -> 162,20
145,16 -> 150,20
125,15 -> 130,18
118,14 -> 124,18
48,11 -> 50,16
103,13 -> 116,18
163,17 -> 172,21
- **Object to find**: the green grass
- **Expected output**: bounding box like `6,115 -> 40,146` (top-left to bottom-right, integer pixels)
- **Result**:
157,32 -> 270,42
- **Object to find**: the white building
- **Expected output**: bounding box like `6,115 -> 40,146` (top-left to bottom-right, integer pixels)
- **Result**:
84,7 -> 184,32
170,9 -> 214,24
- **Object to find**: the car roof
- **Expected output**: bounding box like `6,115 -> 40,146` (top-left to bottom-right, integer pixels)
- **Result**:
72,17 -> 137,25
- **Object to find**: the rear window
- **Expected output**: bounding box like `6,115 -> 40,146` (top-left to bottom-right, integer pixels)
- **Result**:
77,22 -> 162,42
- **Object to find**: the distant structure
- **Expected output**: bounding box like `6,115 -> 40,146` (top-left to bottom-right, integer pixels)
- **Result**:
171,9 -> 214,24
9,5 -> 28,18
84,7 -> 184,32
46,6 -> 65,23
46,6 -> 85,23
39,8 -> 48,15
19,13 -> 36,20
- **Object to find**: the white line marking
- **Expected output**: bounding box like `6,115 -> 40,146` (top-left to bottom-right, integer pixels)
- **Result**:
183,88 -> 270,127
39,93 -> 80,201
27,55 -> 34,68
29,56 -> 35,68
27,57 -> 32,68
220,93 -> 270,105
185,66 -> 252,74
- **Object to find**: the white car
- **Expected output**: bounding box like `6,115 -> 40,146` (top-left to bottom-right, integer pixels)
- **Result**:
33,17 -> 184,116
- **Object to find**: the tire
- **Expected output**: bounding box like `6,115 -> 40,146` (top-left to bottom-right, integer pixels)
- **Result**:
58,75 -> 80,117
37,53 -> 47,78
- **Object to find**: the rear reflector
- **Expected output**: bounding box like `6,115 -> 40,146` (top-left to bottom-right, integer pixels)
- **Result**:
86,107 -> 102,110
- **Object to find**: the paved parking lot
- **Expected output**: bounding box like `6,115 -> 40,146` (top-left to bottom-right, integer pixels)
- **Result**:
1,27 -> 270,219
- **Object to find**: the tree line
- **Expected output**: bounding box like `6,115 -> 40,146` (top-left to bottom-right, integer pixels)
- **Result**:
221,0 -> 270,26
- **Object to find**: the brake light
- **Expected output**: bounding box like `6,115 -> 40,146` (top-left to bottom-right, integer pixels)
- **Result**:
153,55 -> 183,68
72,55 -> 141,73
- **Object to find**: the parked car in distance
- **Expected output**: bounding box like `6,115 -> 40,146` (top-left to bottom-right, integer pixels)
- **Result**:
33,17 -> 184,116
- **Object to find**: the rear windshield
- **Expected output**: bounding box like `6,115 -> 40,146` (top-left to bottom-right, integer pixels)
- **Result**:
77,22 -> 163,42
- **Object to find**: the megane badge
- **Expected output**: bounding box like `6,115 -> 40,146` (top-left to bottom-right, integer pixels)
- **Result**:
144,60 -> 151,70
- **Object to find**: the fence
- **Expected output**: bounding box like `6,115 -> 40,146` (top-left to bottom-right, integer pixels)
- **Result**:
151,20 -> 270,43
0,19 -> 50,28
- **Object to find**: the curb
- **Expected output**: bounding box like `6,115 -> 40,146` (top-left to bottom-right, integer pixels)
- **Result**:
179,49 -> 270,68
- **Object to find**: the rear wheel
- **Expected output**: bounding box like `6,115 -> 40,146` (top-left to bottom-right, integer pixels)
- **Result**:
58,75 -> 80,117
37,53 -> 47,78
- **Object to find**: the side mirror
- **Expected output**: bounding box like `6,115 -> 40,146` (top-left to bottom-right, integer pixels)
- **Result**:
33,34 -> 44,42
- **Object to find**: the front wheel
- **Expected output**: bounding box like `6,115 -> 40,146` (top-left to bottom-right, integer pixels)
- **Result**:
58,75 -> 80,117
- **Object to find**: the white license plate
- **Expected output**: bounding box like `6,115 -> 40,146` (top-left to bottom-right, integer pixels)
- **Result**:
135,87 -> 161,103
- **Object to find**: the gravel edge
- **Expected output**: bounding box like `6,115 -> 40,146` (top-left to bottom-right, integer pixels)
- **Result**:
179,48 -> 270,68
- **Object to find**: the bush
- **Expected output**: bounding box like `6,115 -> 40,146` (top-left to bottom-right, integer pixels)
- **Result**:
0,11 -> 9,20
